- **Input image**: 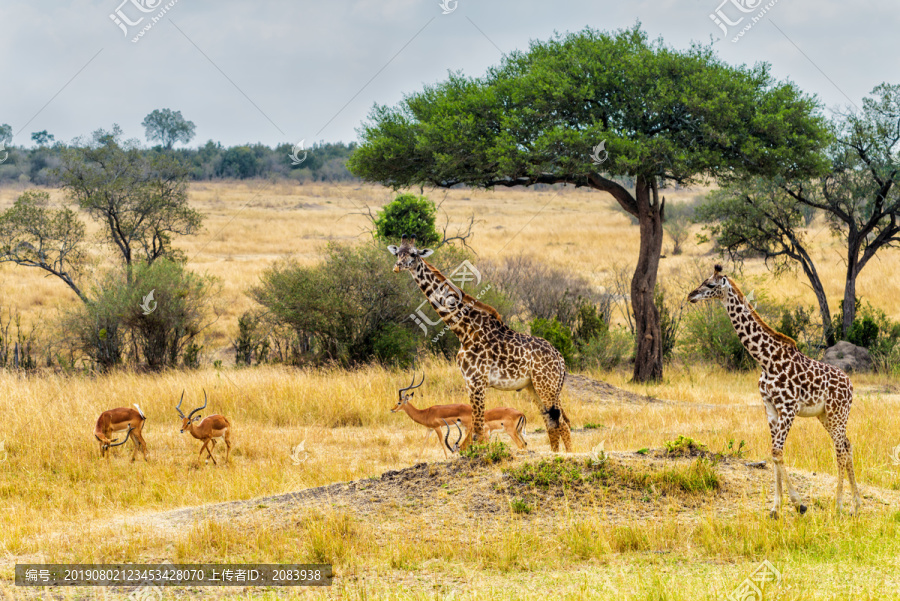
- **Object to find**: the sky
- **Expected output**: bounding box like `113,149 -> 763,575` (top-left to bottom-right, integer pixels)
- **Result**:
1,0 -> 898,149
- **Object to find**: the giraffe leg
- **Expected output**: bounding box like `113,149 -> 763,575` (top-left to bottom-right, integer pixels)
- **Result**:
766,403 -> 803,517
821,412 -> 860,515
526,378 -> 572,453
460,377 -> 486,449
843,441 -> 861,515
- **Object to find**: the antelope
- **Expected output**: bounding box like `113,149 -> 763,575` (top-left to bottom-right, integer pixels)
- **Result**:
392,373 -> 528,459
175,390 -> 232,465
94,405 -> 148,461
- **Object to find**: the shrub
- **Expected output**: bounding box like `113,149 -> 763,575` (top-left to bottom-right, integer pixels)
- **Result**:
530,317 -> 575,366
460,441 -> 512,464
122,260 -> 219,370
576,327 -> 633,370
664,435 -> 708,457
372,323 -> 417,367
374,193 -> 440,247
681,303 -> 754,370
847,315 -> 879,349
252,243 -> 423,366
480,254 -> 601,326
573,300 -> 608,343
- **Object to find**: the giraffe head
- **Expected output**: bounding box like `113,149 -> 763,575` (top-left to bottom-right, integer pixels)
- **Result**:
387,235 -> 434,273
687,265 -> 730,304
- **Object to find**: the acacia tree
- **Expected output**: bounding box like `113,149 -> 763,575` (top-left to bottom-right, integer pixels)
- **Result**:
699,83 -> 900,342
348,25 -> 828,382
58,126 -> 202,282
0,126 -> 205,369
141,108 -> 196,150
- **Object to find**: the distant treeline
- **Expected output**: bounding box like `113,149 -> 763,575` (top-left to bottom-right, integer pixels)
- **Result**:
0,141 -> 358,185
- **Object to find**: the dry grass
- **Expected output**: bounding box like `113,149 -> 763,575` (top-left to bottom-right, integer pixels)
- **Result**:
1,181 -> 900,599
0,360 -> 899,599
2,180 -> 899,360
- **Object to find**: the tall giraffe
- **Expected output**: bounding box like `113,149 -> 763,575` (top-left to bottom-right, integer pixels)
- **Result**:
688,265 -> 861,517
389,236 -> 572,451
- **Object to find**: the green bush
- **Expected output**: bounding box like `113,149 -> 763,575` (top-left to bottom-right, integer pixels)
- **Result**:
374,193 -> 440,247
576,327 -> 633,370
573,300 -> 608,343
530,317 -> 575,366
372,323 -> 417,367
123,260 -> 218,370
682,303 -> 754,370
847,315 -> 879,349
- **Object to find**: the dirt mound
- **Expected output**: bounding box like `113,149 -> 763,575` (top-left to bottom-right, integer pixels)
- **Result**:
136,450 -> 900,534
565,374 -> 662,404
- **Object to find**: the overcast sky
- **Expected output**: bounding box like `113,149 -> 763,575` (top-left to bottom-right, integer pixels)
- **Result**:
1,0 -> 898,149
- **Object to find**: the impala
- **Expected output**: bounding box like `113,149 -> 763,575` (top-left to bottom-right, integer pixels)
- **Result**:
175,390 -> 232,465
392,373 -> 528,459
94,404 -> 148,461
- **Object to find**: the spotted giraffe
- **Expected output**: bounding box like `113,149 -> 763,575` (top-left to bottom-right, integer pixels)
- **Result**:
688,265 -> 860,517
389,236 -> 572,451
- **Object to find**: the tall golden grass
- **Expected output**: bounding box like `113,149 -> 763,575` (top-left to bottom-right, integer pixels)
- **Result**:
1,181 -> 900,599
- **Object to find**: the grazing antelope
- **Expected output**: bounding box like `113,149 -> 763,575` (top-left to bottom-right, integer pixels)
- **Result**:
175,390 -> 232,465
94,405 -> 148,461
392,373 -> 528,460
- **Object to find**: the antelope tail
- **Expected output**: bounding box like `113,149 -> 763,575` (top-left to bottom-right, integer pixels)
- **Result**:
134,404 -> 146,420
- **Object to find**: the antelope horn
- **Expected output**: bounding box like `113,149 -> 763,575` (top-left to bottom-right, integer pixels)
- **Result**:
187,389 -> 208,420
398,372 -> 425,398
452,419 -> 463,452
175,390 -> 186,418
106,425 -> 134,449
441,418 -> 463,454
441,419 -> 454,453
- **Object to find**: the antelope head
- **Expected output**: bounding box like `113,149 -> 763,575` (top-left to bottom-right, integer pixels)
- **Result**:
176,389 -> 208,433
392,372 -> 425,412
103,425 -> 134,451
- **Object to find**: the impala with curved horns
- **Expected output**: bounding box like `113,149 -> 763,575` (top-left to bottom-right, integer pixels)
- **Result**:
94,405 -> 148,461
176,390 -> 232,465
99,424 -> 135,457
392,373 -> 528,460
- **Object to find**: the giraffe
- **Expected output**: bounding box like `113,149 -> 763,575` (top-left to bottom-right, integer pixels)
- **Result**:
688,265 -> 861,517
389,236 -> 572,451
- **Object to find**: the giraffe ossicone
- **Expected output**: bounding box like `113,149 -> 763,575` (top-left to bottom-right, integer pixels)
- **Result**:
388,238 -> 572,452
688,265 -> 861,517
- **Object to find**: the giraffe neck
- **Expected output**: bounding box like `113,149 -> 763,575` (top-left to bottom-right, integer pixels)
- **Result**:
410,259 -> 478,339
723,285 -> 789,370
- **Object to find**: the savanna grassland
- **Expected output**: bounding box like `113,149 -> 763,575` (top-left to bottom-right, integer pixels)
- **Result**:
1,181 -> 900,600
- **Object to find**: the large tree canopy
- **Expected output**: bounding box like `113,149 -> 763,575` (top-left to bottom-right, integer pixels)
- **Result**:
700,83 -> 900,342
349,24 -> 829,382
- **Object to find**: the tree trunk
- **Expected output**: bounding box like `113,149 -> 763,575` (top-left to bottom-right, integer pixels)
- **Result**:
842,267 -> 858,340
631,176 -> 664,383
796,253 -> 835,346
841,238 -> 860,339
